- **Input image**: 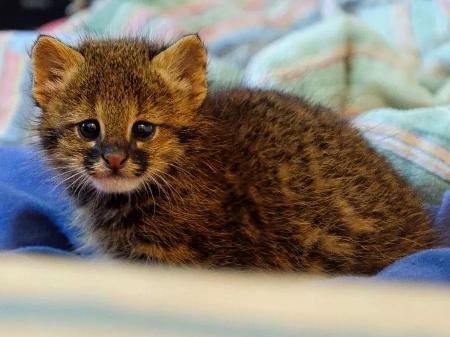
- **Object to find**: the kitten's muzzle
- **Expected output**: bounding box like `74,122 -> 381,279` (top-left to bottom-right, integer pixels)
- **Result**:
102,148 -> 128,171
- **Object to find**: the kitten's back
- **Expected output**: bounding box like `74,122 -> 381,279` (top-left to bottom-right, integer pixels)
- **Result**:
198,89 -> 435,273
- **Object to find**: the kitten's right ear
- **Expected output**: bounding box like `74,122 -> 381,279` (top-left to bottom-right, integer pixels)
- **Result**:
31,35 -> 84,108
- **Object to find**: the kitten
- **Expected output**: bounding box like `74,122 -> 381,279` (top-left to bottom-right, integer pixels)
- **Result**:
31,34 -> 436,274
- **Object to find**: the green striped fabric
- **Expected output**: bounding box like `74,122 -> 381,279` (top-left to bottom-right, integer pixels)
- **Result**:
0,0 -> 449,202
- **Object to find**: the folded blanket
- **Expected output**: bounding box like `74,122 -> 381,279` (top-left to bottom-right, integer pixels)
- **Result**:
1,146 -> 449,282
0,146 -> 75,253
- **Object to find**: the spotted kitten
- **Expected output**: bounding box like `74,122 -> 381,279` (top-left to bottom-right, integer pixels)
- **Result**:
31,34 -> 436,274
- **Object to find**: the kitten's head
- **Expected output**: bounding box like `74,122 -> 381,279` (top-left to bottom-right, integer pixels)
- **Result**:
31,35 -> 207,194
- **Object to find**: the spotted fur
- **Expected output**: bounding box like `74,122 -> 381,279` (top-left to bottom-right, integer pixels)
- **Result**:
32,35 -> 436,274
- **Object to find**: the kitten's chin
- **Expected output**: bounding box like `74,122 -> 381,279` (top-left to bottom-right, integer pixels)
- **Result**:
91,176 -> 142,194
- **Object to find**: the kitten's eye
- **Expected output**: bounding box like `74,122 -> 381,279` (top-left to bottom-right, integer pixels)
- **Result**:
78,120 -> 100,140
132,121 -> 155,140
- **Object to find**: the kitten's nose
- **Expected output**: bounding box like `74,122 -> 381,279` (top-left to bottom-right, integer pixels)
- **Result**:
103,152 -> 128,170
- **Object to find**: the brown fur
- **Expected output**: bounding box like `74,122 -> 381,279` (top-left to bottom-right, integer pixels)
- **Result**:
32,35 -> 436,274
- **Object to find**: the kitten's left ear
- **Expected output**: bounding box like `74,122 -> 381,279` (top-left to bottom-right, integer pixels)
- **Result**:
31,35 -> 84,109
152,34 -> 207,110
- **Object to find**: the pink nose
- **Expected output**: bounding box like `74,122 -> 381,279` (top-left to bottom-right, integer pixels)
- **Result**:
103,153 -> 127,170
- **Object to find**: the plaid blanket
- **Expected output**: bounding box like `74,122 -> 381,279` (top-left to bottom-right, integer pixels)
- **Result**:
0,0 -> 449,204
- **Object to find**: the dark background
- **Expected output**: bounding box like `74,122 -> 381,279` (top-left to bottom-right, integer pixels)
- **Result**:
0,0 -> 73,30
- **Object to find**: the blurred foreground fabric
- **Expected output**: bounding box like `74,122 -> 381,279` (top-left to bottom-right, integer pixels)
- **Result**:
0,255 -> 450,337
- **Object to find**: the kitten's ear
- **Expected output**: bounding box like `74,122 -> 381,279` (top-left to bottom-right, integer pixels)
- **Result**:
152,34 -> 207,110
31,35 -> 84,108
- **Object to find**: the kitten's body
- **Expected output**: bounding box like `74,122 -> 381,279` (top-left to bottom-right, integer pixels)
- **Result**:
32,36 -> 435,274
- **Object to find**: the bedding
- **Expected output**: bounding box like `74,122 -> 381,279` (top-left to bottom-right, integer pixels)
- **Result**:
0,0 -> 449,203
1,255 -> 450,337
0,1 -> 449,334
0,0 -> 449,281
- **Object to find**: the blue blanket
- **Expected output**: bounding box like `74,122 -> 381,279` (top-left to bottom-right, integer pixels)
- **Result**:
1,146 -> 449,282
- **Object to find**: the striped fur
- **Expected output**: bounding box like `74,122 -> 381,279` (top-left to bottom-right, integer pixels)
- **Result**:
32,36 -> 436,274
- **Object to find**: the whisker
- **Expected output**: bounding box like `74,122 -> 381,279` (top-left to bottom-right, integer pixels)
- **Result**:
151,169 -> 183,207
148,174 -> 173,211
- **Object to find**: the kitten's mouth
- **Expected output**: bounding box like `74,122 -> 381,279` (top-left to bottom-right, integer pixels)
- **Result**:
105,170 -> 123,177
90,175 -> 143,194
